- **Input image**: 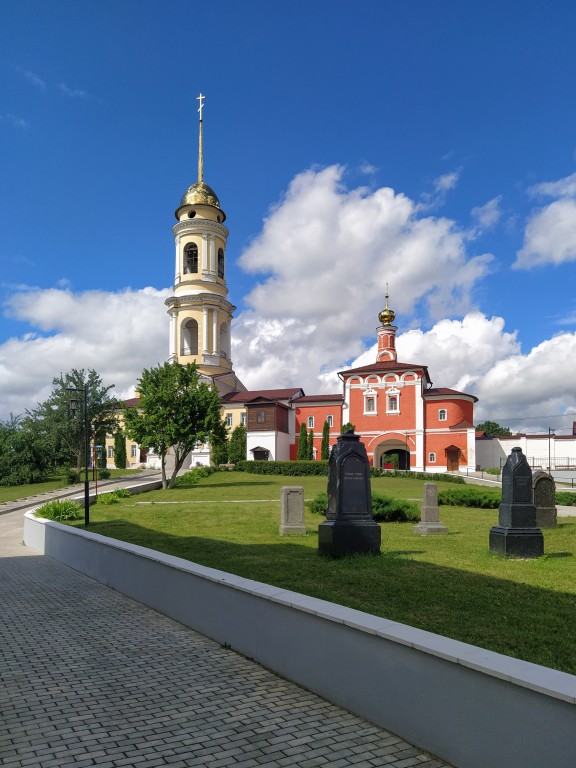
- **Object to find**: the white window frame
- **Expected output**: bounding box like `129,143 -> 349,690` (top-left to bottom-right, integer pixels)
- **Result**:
363,387 -> 378,415
386,387 -> 400,414
307,416 -> 315,429
107,446 -> 114,458
428,452 -> 436,463
438,409 -> 447,422
240,412 -> 246,426
226,413 -> 233,428
326,415 -> 333,428
130,444 -> 138,458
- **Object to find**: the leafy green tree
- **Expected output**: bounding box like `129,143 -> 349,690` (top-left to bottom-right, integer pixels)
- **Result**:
476,421 -> 512,437
114,430 -> 127,470
297,423 -> 308,460
228,424 -> 246,465
211,432 -> 229,465
123,362 -> 225,489
307,428 -> 314,460
0,414 -> 53,485
341,422 -> 356,434
321,420 -> 330,460
27,369 -> 118,473
95,427 -> 107,469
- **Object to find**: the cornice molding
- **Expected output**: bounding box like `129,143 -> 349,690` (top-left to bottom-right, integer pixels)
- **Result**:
165,294 -> 236,314
173,219 -> 229,239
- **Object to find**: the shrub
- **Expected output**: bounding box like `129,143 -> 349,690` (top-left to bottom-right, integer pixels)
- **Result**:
437,486 -> 501,508
62,467 -> 81,485
556,491 -> 576,506
306,492 -> 328,515
370,467 -> 465,484
99,468 -> 111,479
371,494 -> 420,522
34,500 -> 83,521
174,466 -> 216,486
237,460 -> 329,476
306,491 -> 419,522
99,487 -> 132,505
484,467 -> 501,475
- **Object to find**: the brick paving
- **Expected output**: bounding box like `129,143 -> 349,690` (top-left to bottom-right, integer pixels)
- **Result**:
0,507 -> 453,767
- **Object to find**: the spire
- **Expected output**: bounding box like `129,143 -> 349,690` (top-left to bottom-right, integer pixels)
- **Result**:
378,284 -> 396,326
196,93 -> 205,183
377,284 -> 398,362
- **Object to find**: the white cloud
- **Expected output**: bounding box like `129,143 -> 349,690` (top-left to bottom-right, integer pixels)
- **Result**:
17,67 -> 46,90
234,165 -> 491,391
434,170 -> 460,192
0,287 -> 170,418
58,82 -> 89,99
0,113 -> 29,129
515,172 -> 576,268
471,196 -> 502,230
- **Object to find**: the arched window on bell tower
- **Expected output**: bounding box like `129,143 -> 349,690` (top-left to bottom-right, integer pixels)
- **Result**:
184,243 -> 199,274
181,318 -> 199,356
218,248 -> 225,279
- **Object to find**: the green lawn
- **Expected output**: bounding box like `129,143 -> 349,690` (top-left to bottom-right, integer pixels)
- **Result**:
77,471 -> 576,675
0,468 -> 145,504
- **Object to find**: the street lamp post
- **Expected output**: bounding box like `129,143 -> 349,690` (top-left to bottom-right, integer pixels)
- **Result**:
68,387 -> 90,526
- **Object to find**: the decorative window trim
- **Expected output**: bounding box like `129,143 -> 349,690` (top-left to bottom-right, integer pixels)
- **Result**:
363,387 -> 378,415
225,413 -> 233,427
326,415 -> 333,428
240,412 -> 246,426
307,416 -> 315,429
438,408 -> 447,422
257,410 -> 265,424
386,387 -> 400,414
428,452 -> 436,463
130,445 -> 138,458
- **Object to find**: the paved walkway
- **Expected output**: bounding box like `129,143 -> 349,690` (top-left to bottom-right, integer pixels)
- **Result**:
0,504 -> 452,768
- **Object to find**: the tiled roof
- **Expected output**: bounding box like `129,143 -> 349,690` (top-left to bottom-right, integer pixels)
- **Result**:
294,394 -> 343,403
123,397 -> 140,408
340,360 -> 429,376
425,387 -> 478,403
221,388 -> 303,404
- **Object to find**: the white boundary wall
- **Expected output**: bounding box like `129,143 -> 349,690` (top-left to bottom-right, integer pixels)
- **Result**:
24,511 -> 576,768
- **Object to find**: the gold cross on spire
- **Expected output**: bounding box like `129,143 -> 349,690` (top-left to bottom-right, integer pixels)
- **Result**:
196,93 -> 205,182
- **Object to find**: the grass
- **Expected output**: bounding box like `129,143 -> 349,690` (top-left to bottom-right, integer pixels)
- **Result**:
0,468 -> 144,504
71,471 -> 576,675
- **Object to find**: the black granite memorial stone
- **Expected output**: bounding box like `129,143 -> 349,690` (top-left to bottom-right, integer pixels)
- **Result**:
489,447 -> 544,558
318,430 -> 381,557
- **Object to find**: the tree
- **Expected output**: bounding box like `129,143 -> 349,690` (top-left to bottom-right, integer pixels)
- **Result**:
476,421 -> 512,437
27,369 -> 118,473
211,433 -> 229,466
114,430 -> 127,470
123,361 -> 225,489
341,422 -> 356,434
321,420 -> 330,460
307,428 -> 314,460
296,423 -> 308,460
95,427 -> 108,468
0,414 -> 53,485
228,424 -> 246,465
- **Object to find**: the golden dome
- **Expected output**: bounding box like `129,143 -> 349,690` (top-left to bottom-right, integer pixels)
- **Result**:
180,181 -> 221,209
378,286 -> 396,326
378,306 -> 396,326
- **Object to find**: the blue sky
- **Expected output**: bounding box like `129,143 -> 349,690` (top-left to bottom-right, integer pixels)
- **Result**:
1,1 -> 576,432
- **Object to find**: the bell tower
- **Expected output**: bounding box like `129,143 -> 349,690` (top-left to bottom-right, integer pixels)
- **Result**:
376,286 -> 398,362
165,94 -> 244,394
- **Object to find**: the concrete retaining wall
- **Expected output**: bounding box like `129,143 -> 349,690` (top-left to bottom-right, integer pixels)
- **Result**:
24,511 -> 576,768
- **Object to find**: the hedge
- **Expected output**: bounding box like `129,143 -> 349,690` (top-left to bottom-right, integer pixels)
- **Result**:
306,491 -> 420,522
237,460 -> 466,482
556,491 -> 576,506
236,460 -> 329,476
437,486 -> 501,508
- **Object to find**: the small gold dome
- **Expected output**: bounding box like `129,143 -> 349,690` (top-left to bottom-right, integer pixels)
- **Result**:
378,306 -> 396,326
378,285 -> 396,326
181,181 -> 221,209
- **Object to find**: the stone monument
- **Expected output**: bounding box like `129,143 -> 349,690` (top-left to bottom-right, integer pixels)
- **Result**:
413,483 -> 448,535
279,486 -> 306,535
489,447 -> 544,558
532,470 -> 557,528
318,430 -> 381,557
